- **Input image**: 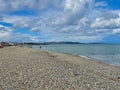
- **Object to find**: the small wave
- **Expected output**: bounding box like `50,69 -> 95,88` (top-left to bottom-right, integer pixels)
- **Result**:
78,55 -> 91,59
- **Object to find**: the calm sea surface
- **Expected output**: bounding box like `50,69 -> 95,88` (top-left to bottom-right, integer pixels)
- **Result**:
33,44 -> 120,66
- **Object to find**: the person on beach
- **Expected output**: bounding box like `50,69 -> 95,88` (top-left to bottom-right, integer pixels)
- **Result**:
39,46 -> 42,48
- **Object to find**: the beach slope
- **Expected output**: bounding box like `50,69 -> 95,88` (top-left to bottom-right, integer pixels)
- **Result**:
0,47 -> 120,90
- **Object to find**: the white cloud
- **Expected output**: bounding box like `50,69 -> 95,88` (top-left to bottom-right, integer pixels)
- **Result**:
112,29 -> 120,34
95,1 -> 107,7
0,31 -> 11,38
0,24 -> 4,29
0,24 -> 40,42
0,0 -> 120,42
46,35 -> 104,42
12,33 -> 40,42
0,0 -> 62,13
13,20 -> 29,29
0,0 -> 7,12
0,24 -> 12,32
55,0 -> 94,25
2,16 -> 35,29
0,25 -> 12,41
28,8 -> 120,42
0,31 -> 40,42
91,16 -> 120,29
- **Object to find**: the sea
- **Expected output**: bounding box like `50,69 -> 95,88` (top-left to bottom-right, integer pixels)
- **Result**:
33,44 -> 120,66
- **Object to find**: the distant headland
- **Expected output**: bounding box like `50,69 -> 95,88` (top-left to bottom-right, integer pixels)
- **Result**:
0,41 -> 119,47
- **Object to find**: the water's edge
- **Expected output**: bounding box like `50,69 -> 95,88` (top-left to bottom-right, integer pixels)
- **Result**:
32,44 -> 120,66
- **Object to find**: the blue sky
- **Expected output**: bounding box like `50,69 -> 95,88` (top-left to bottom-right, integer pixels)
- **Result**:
0,0 -> 120,43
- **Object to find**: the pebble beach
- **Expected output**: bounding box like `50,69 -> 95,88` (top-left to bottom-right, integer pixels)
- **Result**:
0,46 -> 120,90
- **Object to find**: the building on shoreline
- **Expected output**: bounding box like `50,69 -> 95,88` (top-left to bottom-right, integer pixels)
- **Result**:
0,42 -> 17,47
0,42 -> 10,46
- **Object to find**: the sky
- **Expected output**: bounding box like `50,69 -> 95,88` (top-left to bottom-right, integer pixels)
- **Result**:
0,0 -> 120,43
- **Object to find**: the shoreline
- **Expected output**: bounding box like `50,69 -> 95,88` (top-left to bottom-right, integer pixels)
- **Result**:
36,47 -> 120,67
0,46 -> 120,89
38,47 -> 120,68
42,49 -> 120,68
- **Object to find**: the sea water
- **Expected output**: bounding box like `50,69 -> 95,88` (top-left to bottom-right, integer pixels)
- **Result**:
33,44 -> 120,66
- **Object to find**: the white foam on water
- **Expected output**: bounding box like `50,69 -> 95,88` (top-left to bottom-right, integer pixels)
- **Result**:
78,55 -> 91,59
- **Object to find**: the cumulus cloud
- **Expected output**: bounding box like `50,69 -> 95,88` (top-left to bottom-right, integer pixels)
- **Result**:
91,16 -> 120,29
8,33 -> 40,42
54,0 -> 94,25
0,0 -> 62,13
0,31 -> 40,42
0,23 -> 40,42
0,0 -> 120,42
13,20 -> 29,29
0,24 -> 12,41
29,9 -> 120,42
112,29 -> 120,34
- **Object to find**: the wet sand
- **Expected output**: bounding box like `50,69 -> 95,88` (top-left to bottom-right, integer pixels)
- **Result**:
0,46 -> 120,90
